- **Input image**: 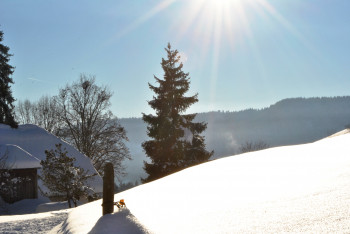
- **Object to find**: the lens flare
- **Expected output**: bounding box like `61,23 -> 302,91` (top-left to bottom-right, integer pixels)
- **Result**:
110,0 -> 308,109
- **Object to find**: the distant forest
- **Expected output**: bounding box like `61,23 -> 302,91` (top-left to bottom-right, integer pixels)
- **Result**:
195,96 -> 350,158
120,96 -> 350,182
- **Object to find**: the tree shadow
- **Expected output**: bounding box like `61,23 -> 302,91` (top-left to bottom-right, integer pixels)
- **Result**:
88,208 -> 150,234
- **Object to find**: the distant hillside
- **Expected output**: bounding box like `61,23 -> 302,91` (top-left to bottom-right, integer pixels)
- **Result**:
197,96 -> 350,158
120,96 -> 350,183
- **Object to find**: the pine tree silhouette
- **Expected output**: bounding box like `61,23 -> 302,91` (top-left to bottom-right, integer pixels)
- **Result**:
0,29 -> 17,128
142,43 -> 213,183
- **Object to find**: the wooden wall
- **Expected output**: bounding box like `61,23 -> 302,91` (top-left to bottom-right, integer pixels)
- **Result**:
0,168 -> 38,204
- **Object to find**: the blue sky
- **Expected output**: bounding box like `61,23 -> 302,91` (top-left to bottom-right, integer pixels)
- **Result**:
1,0 -> 349,118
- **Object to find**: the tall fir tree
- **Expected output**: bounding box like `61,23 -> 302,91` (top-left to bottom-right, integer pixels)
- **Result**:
142,43 -> 213,183
0,29 -> 17,128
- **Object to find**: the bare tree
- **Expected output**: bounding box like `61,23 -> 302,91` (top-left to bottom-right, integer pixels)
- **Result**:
15,96 -> 62,134
16,99 -> 35,124
56,74 -> 131,176
35,96 -> 62,134
239,140 -> 270,154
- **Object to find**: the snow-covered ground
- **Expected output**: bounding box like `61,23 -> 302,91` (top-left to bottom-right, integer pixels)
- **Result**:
0,198 -> 70,233
47,130 -> 350,233
0,210 -> 68,234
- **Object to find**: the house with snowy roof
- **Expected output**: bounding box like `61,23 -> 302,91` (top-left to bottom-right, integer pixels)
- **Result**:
0,124 -> 103,204
0,144 -> 42,203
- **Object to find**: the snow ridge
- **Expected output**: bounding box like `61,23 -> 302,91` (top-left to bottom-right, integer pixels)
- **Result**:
53,131 -> 350,233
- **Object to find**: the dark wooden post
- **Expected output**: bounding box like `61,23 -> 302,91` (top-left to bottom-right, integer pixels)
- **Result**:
33,169 -> 38,199
102,163 -> 114,215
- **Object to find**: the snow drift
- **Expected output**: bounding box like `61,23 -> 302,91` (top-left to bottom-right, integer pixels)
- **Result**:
52,130 -> 350,233
0,124 -> 102,194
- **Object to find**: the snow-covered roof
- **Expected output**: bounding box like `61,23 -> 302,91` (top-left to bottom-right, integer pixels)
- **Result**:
0,144 -> 41,169
326,128 -> 350,138
0,124 -> 102,193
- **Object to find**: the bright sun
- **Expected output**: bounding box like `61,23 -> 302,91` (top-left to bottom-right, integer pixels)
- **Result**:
170,0 -> 303,109
113,0 -> 302,72
114,0 -> 299,54
199,0 -> 242,8
179,0 -> 252,51
111,0 -> 304,110
175,0 -> 301,56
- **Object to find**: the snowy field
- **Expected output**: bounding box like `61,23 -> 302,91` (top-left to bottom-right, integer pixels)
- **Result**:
0,210 -> 68,234
1,130 -> 349,233
0,198 -> 70,233
47,130 -> 350,233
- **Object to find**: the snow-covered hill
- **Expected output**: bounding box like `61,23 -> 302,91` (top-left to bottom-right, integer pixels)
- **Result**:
121,96 -> 350,183
0,124 -> 102,194
51,130 -> 350,233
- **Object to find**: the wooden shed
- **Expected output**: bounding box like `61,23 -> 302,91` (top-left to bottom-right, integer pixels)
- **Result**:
0,144 -> 41,204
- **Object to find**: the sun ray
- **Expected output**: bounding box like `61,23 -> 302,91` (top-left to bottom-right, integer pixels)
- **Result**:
174,1 -> 205,43
108,0 -> 177,43
103,0 -> 313,111
209,1 -> 223,110
253,0 -> 316,53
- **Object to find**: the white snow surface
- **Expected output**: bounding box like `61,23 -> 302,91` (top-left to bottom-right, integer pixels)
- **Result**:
52,131 -> 350,233
0,197 -> 70,233
0,209 -> 69,234
0,144 -> 41,169
0,124 -> 102,193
